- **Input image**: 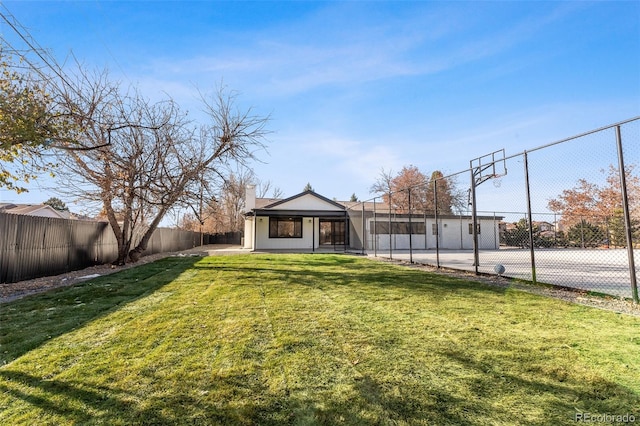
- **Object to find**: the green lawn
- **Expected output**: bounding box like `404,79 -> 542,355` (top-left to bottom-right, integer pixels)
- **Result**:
1,254 -> 639,425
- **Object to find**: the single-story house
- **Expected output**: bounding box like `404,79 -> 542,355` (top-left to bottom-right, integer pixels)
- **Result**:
243,187 -> 348,251
243,187 -> 503,252
0,203 -> 70,219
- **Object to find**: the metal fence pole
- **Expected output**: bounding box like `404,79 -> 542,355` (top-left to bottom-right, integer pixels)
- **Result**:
361,202 -> 366,255
434,179 -> 440,268
423,207 -> 427,250
470,167 -> 480,273
388,193 -> 393,260
342,210 -> 348,253
408,188 -> 413,263
523,151 -> 537,284
373,198 -> 377,257
554,212 -> 558,247
615,125 -> 639,303
493,211 -> 497,249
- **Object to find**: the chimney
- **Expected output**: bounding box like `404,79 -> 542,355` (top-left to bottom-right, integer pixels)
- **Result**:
245,184 -> 256,212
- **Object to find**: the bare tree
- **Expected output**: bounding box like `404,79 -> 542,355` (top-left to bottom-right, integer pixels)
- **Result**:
179,172 -> 284,234
257,179 -> 283,199
217,169 -> 255,233
57,69 -> 269,264
369,167 -> 394,205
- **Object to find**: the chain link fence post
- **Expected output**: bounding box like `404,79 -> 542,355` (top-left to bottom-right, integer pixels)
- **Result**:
616,125 -> 639,303
408,188 -> 413,263
373,198 -> 377,257
470,166 -> 479,273
523,150 -> 537,285
434,178 -> 441,268
361,202 -> 366,255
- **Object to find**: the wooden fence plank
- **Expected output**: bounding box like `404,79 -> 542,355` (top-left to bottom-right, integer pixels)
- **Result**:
0,212 -> 220,284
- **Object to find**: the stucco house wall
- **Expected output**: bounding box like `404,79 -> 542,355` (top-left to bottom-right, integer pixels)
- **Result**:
244,189 -> 502,252
243,190 -> 346,251
252,216 -> 317,250
366,216 -> 500,251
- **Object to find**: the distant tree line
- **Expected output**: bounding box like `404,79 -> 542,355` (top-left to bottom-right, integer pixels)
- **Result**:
501,219 -> 611,249
501,165 -> 640,249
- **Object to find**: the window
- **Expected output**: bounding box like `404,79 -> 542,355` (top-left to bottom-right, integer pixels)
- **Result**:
370,221 -> 425,234
468,223 -> 481,234
269,217 -> 303,238
372,221 -> 390,235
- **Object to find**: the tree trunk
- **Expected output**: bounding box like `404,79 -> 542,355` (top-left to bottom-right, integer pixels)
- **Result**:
128,246 -> 144,263
116,244 -> 131,266
103,202 -> 130,266
128,208 -> 169,262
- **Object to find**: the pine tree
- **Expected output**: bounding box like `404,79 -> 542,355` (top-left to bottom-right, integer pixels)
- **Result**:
43,197 -> 68,212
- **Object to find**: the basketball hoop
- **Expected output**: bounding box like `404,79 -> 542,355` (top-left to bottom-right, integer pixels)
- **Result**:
469,149 -> 507,273
471,149 -> 507,187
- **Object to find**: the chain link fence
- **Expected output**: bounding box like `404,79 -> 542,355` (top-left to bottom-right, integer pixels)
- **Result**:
347,117 -> 640,302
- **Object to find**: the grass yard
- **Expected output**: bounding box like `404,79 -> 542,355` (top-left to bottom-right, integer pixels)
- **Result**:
1,254 -> 639,425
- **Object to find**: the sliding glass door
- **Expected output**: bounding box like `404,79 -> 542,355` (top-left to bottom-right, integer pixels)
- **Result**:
319,219 -> 345,245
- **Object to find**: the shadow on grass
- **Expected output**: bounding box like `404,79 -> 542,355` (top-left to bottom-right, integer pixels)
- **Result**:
0,366 -> 478,425
193,254 -> 508,297
0,256 -> 200,365
3,254 -> 636,424
300,374 -> 473,425
437,348 -> 640,423
0,368 -> 294,425
2,365 -> 638,425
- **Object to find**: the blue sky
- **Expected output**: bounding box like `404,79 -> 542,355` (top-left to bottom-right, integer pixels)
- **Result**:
1,1 -> 639,218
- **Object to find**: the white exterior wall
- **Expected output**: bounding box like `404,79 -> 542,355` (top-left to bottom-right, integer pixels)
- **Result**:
368,217 -> 500,250
244,217 -> 255,249
479,220 -> 501,250
269,194 -> 333,210
254,216 -> 317,250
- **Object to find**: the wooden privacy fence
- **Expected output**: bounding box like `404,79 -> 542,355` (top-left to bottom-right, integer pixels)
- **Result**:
0,212 -> 221,284
206,231 -> 243,245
